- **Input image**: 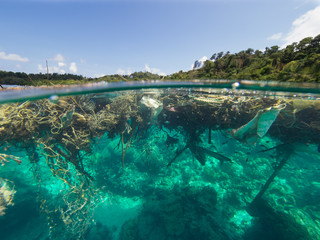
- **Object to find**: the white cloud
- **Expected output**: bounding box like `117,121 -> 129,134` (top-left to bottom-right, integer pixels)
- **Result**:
267,32 -> 283,41
0,51 -> 29,62
116,65 -> 165,76
58,62 -> 66,67
53,53 -> 65,62
38,64 -> 65,74
282,5 -> 320,47
52,66 -> 65,74
144,64 -> 166,76
69,62 -> 77,73
116,68 -> 132,75
145,64 -> 152,73
116,68 -> 126,75
199,56 -> 207,62
38,64 -> 44,72
38,54 -> 78,74
93,73 -> 106,78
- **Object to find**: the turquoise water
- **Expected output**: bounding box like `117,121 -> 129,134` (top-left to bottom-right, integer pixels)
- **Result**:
0,81 -> 320,240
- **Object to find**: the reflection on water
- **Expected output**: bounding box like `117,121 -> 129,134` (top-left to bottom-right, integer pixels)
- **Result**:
0,82 -> 320,240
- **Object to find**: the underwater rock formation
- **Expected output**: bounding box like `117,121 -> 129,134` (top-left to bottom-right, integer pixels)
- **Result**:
245,198 -> 313,240
119,186 -> 229,240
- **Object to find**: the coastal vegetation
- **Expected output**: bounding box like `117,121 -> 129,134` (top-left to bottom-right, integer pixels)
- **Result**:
0,71 -> 88,86
0,35 -> 319,86
169,35 -> 320,82
0,71 -> 162,86
96,71 -> 163,82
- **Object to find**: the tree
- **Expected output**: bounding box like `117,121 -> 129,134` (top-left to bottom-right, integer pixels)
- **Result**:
281,44 -> 296,63
246,48 -> 254,55
296,37 -> 313,53
264,46 -> 279,56
210,53 -> 217,60
254,50 -> 263,57
310,34 -> 320,53
217,52 -> 224,59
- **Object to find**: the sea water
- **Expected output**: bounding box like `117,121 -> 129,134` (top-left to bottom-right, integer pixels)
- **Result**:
0,80 -> 320,240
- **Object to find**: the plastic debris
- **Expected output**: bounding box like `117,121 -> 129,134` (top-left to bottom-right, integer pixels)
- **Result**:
140,96 -> 163,120
232,104 -> 285,144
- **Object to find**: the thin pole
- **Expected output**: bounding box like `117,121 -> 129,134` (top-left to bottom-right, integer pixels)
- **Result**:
121,134 -> 124,168
46,60 -> 49,81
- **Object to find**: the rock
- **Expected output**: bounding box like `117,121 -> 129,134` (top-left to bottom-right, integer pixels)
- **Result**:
193,56 -> 208,70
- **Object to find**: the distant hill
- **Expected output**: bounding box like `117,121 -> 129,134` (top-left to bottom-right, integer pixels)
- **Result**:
167,35 -> 320,82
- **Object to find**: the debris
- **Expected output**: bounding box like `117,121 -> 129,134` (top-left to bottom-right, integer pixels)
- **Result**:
139,96 -> 163,120
232,104 -> 285,144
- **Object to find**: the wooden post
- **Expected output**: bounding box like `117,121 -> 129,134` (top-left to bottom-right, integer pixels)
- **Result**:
247,144 -> 293,216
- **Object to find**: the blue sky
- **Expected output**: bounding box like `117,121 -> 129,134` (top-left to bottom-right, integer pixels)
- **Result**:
1,0 -> 320,77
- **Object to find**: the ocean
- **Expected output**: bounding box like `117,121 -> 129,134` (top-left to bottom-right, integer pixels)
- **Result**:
0,80 -> 319,240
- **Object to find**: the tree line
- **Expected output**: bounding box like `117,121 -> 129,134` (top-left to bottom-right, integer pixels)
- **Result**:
168,35 -> 320,82
0,71 -> 163,86
0,71 -> 88,86
96,71 -> 163,82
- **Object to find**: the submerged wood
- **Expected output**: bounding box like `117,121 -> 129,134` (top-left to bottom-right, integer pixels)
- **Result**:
167,141 -> 231,167
248,144 -> 293,216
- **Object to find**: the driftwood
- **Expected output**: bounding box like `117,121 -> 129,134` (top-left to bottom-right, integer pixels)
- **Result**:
167,140 -> 231,167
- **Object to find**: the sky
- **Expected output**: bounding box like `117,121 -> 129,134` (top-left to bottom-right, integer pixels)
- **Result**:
0,0 -> 320,77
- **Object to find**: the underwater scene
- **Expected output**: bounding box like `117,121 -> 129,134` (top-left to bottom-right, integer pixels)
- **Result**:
1,82 -> 320,240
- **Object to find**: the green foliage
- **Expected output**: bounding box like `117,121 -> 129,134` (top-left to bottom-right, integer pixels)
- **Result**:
96,71 -> 163,82
96,74 -> 126,82
0,70 -> 164,86
166,34 -> 320,82
0,71 -> 89,86
129,71 -> 163,80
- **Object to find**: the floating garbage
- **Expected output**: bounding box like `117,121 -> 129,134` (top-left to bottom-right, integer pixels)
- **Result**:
232,104 -> 286,144
139,95 -> 163,120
